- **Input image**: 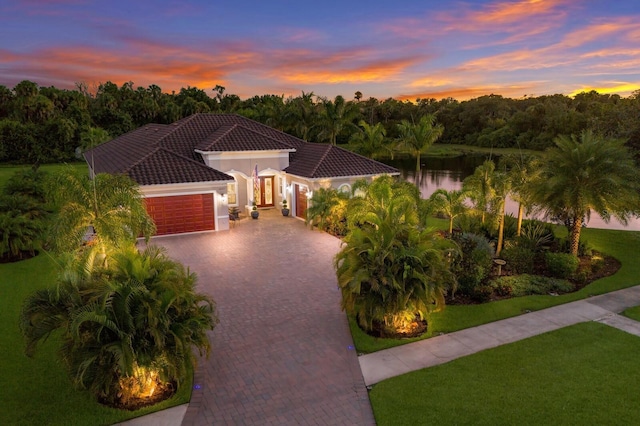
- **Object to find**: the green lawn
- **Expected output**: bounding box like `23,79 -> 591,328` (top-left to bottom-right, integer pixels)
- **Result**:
370,322 -> 640,425
622,306 -> 640,321
0,162 -> 88,187
0,253 -> 193,426
352,227 -> 640,353
426,143 -> 540,158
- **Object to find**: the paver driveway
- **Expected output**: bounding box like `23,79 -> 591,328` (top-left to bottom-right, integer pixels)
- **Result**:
153,209 -> 374,425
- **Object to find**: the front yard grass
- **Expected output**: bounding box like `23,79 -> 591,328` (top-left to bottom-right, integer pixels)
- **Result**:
0,253 -> 193,426
351,227 -> 640,353
369,322 -> 640,425
622,305 -> 640,321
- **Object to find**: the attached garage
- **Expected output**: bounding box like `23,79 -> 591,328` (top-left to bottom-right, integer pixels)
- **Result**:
145,194 -> 215,235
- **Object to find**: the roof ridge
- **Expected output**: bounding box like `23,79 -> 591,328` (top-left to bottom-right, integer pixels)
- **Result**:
206,113 -> 300,148
205,123 -> 238,147
309,144 -> 332,177
234,124 -> 297,148
125,146 -> 220,174
154,113 -> 198,145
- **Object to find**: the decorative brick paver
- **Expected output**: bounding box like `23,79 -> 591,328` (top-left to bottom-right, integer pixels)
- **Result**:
152,209 -> 374,425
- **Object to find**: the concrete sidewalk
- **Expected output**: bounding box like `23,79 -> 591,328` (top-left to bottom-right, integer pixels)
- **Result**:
359,285 -> 640,386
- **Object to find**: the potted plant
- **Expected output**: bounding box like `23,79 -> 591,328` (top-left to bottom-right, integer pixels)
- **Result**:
281,199 -> 289,216
251,201 -> 259,219
229,206 -> 240,219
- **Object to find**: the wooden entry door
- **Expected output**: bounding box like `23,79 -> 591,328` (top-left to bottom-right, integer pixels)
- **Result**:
255,176 -> 274,208
295,184 -> 308,218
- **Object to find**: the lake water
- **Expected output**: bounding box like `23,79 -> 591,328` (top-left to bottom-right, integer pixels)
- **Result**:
384,156 -> 640,231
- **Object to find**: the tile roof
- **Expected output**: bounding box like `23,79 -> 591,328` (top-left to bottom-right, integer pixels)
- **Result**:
285,144 -> 399,179
195,124 -> 295,152
127,148 -> 233,185
84,113 -> 397,185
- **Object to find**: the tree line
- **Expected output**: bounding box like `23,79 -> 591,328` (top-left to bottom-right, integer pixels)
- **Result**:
1,79 -> 640,164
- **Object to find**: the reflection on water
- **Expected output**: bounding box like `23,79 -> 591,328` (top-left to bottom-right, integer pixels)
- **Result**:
384,156 -> 640,231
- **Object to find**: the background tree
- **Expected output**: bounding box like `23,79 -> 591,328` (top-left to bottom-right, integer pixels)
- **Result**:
317,95 -> 359,145
530,130 -> 640,256
349,120 -> 390,159
502,154 -> 538,236
463,159 -> 496,224
396,114 -> 444,173
429,189 -> 468,234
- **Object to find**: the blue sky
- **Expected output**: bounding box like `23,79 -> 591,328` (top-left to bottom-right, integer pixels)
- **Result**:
1,0 -> 639,100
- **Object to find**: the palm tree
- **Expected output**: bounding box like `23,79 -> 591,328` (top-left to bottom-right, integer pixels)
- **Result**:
502,154 -> 537,236
20,244 -> 217,408
490,167 -> 511,257
396,114 -> 444,174
317,95 -> 359,145
348,120 -> 390,160
0,213 -> 41,259
306,187 -> 348,232
429,189 -> 468,234
346,175 -> 421,229
463,160 -> 496,224
284,91 -> 317,141
530,130 -> 640,256
335,184 -> 455,335
46,167 -> 155,254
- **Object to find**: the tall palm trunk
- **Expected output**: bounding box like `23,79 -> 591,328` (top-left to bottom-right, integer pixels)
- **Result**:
496,202 -> 506,257
516,203 -> 524,237
570,216 -> 583,256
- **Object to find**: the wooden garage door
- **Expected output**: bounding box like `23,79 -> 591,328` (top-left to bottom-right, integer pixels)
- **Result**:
145,194 -> 215,235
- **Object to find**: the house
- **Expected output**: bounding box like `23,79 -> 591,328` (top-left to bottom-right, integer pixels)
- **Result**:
84,113 -> 399,235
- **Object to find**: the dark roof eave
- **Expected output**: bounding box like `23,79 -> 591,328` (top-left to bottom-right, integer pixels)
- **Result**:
284,171 -> 400,181
195,148 -> 296,155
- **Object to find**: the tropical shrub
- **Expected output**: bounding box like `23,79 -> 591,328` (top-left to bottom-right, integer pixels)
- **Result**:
0,212 -> 42,259
545,252 -> 580,279
0,168 -> 50,260
335,176 -> 456,336
500,246 -> 535,275
306,187 -> 349,235
517,221 -> 555,252
450,233 -> 494,296
20,244 -> 218,409
490,274 -> 573,297
45,167 -> 155,253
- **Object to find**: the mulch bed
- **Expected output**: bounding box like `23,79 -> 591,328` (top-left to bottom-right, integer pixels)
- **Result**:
99,381 -> 176,411
450,253 -> 621,305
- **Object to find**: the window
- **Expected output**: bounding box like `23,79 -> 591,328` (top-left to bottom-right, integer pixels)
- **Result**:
338,183 -> 351,194
227,182 -> 237,205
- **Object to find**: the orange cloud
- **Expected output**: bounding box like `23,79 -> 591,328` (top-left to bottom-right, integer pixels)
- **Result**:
397,83 -> 541,102
456,0 -> 568,27
274,57 -> 420,84
0,43 -> 250,93
456,17 -> 640,73
382,0 -> 571,41
568,83 -> 640,98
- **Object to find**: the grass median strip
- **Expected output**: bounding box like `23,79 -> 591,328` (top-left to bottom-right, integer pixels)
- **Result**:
369,322 -> 640,425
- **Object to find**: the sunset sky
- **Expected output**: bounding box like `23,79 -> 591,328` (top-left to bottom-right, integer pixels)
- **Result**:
1,0 -> 639,101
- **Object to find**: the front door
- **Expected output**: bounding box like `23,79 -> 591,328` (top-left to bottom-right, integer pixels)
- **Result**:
295,184 -> 308,218
255,176 -> 274,208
